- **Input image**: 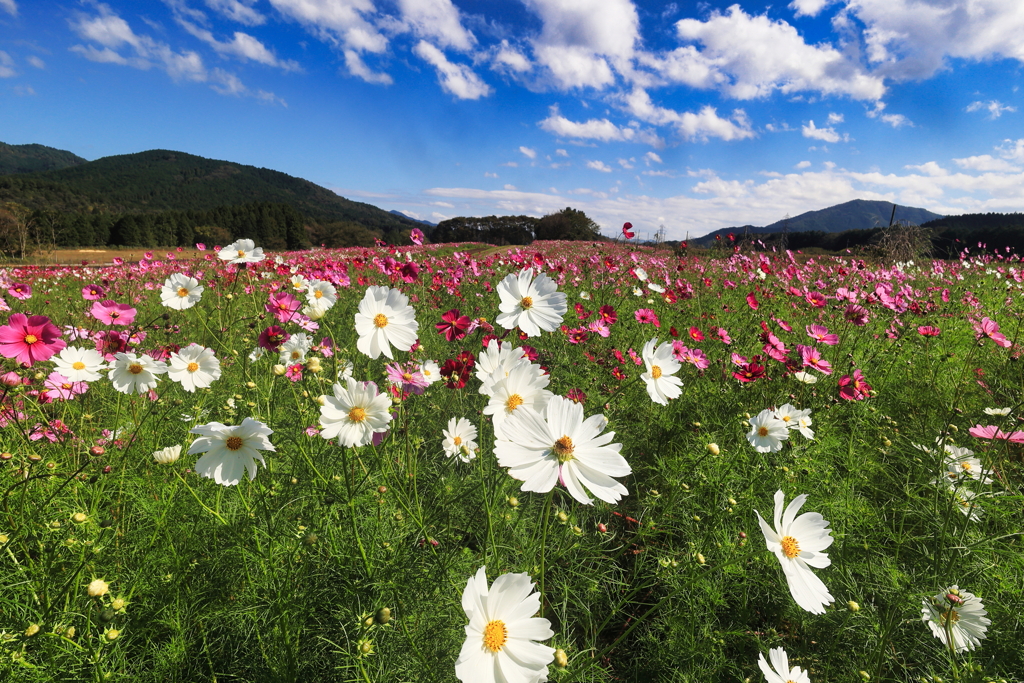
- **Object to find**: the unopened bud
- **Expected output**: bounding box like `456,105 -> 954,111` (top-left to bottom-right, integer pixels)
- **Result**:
272,364 -> 287,376
848,600 -> 860,611
554,648 -> 568,668
706,443 -> 720,455
555,511 -> 568,523
105,628 -> 120,641
90,446 -> 105,457
375,607 -> 391,625
87,579 -> 110,597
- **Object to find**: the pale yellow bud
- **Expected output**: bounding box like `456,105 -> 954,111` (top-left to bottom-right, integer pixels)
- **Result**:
87,579 -> 110,598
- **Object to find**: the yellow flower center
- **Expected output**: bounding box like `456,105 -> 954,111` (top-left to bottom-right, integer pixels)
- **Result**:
960,462 -> 972,471
373,313 -> 389,328
186,362 -> 200,373
24,334 -> 38,344
758,426 -> 770,437
402,372 -> 413,381
940,609 -> 961,625
349,407 -> 367,422
128,364 -> 144,375
782,415 -> 792,423
225,436 -> 244,451
314,290 -> 323,299
237,249 -> 246,258
291,351 -> 301,360
780,535 -> 801,558
650,365 -> 662,379
177,287 -> 190,297
506,394 -> 524,411
553,436 -> 574,462
482,620 -> 507,652
520,296 -> 534,309
453,436 -> 462,446
72,361 -> 86,370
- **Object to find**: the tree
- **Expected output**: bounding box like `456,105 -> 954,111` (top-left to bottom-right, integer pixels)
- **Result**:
534,207 -> 601,241
0,202 -> 36,258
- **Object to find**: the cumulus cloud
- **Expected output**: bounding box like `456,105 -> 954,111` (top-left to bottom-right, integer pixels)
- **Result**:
173,11 -> 301,71
539,108 -> 663,146
586,160 -> 613,172
412,40 -> 491,99
966,100 -> 1017,119
789,0 -> 835,18
622,88 -> 755,141
796,160 -> 811,168
205,0 -> 265,26
644,152 -> 662,165
827,112 -> 844,124
953,155 -> 1021,172
0,0 -> 16,16
396,0 -> 474,52
671,5 -> 885,101
519,146 -> 536,159
802,120 -> 848,143
492,40 -> 532,73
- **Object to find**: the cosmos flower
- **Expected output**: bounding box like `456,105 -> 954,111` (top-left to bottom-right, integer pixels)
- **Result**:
386,361 -> 428,394
755,490 -> 835,614
757,647 -> 810,683
640,338 -> 682,406
109,352 -> 167,395
410,227 -> 425,245
167,344 -> 221,392
7,283 -> 31,300
482,361 -> 552,439
90,300 -> 137,326
306,279 -> 338,309
455,566 -> 555,683
319,377 -> 393,447
495,269 -> 567,337
443,417 -> 479,462
437,309 -> 473,342
922,586 -> 989,652
973,317 -> 1011,348
278,333 -> 312,365
747,409 -> 789,453
188,417 -> 275,486
495,395 -> 630,506
0,314 -> 66,366
81,284 -> 106,300
153,445 -> 181,464
218,238 -> 266,265
806,324 -> 839,345
838,369 -> 872,400
773,404 -> 814,440
160,273 -> 204,310
52,347 -> 107,383
354,286 -> 420,360
266,291 -> 302,324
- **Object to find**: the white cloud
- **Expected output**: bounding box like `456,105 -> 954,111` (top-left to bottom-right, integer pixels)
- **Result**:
412,40 -> 491,100
492,40 -> 532,73
26,55 -> 45,69
205,0 -> 265,26
998,138 -> 1024,162
672,5 -> 885,101
617,158 -> 634,169
904,161 -> 948,176
789,0 -> 835,18
538,108 -> 662,145
524,0 -> 639,90
796,160 -> 811,168
504,184 -> 517,190
519,146 -> 536,159
0,0 -> 16,17
966,100 -> 1017,119
397,0 -> 475,52
802,120 -> 848,143
622,88 -> 755,141
556,149 -> 568,157
644,151 -> 662,165
0,51 -> 15,78
953,155 -> 1021,172
827,112 -> 844,124
174,13 -> 301,71
881,113 -> 912,128
484,172 -> 498,178
587,160 -> 613,172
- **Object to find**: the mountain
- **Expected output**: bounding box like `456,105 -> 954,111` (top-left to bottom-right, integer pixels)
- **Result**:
390,210 -> 436,227
696,199 -> 944,243
1,147 -> 425,236
0,142 -> 88,175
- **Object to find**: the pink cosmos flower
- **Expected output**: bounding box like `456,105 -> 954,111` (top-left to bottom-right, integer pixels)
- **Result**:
94,331 -> 129,360
746,292 -> 759,310
917,325 -> 941,337
587,319 -> 611,337
805,291 -> 827,308
635,308 -> 660,327
676,344 -> 709,370
410,228 -> 425,245
398,262 -> 419,283
689,326 -> 704,342
196,243 -> 207,251
43,372 -> 88,401
266,292 -> 302,324
968,424 -> 1024,443
112,257 -> 124,266
806,325 -> 839,345
714,327 -> 732,344
8,283 -> 32,300
844,304 -> 869,326
731,352 -> 749,367
285,363 -> 304,382
973,317 -> 1011,348
91,300 -> 137,326
386,362 -> 428,395
798,344 -> 833,374
622,222 -> 635,239
567,328 -> 589,344
0,313 -> 66,366
838,369 -> 871,400
81,284 -> 106,300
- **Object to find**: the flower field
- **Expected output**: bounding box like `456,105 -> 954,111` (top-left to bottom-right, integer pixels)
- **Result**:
0,238 -> 1022,682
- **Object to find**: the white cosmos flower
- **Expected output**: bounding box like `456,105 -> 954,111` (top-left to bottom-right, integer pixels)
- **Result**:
793,371 -> 817,384
758,646 -> 810,683
419,360 -> 441,385
188,417 -> 275,486
279,332 -> 312,365
160,273 -> 204,310
754,490 -> 835,615
455,566 -> 555,683
52,346 -> 106,382
152,445 -> 181,464
218,238 -> 265,265
922,586 -> 990,652
640,338 -> 682,406
306,279 -> 337,309
302,302 -> 328,321
983,406 -> 1011,416
476,338 -> 528,395
319,377 -> 393,447
248,346 -> 266,362
290,275 -> 309,292
495,395 -> 630,506
747,409 -> 790,452
109,353 -> 167,395
354,285 -> 419,360
495,269 -> 567,337
773,404 -> 814,439
443,417 -> 479,462
647,282 -> 665,293
944,482 -> 985,522
633,267 -> 648,281
167,344 -> 221,392
482,361 -> 553,439
942,444 -> 991,484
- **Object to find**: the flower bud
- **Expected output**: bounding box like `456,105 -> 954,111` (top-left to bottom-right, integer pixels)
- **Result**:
696,553 -> 706,565
555,510 -> 568,524
507,496 -> 519,507
72,512 -> 88,524
105,628 -> 120,641
848,600 -> 860,611
272,364 -> 287,376
554,648 -> 568,668
111,598 -> 126,611
375,607 -> 391,625
25,623 -> 40,637
706,443 -> 720,455
88,578 -> 110,597
90,446 -> 105,457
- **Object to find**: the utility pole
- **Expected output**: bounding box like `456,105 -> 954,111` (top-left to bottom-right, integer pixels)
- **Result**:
780,214 -> 790,251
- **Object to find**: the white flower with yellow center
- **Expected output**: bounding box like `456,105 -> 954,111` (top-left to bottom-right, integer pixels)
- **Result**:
419,359 -> 441,385
747,409 -> 790,452
455,566 -> 554,683
773,404 -> 814,440
353,285 -> 419,360
279,333 -> 312,365
482,361 -> 552,439
306,279 -> 337,309
160,273 -> 204,310
495,268 -> 567,337
289,275 -> 310,292
109,352 -> 167,395
167,344 -> 221,392
476,338 -> 528,395
757,646 -> 811,683
443,417 -> 479,462
922,586 -> 990,652
318,377 -> 393,447
52,346 -> 106,382
217,238 -> 265,265
755,490 -> 835,615
152,445 -> 181,464
188,418 -> 275,486
495,395 -> 630,506
942,444 -> 991,484
640,338 -> 682,405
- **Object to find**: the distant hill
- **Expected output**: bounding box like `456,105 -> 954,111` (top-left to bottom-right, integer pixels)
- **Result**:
0,142 -> 88,175
390,210 -> 436,227
697,199 -> 943,244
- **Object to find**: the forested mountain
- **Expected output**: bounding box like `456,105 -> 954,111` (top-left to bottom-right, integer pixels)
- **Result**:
0,142 -> 88,175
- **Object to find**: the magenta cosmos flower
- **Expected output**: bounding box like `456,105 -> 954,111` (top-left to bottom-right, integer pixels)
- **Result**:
974,317 -> 1011,348
0,313 -> 66,366
91,300 -> 137,326
7,283 -> 32,300
81,284 -> 106,300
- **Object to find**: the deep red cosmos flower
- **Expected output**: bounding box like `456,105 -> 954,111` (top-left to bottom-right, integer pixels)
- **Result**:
436,309 -> 472,342
622,222 -> 635,239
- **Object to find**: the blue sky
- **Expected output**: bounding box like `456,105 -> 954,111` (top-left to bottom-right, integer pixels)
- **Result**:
1,0 -> 1023,240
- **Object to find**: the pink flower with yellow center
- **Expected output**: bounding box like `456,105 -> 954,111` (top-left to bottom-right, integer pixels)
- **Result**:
0,313 -> 66,366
